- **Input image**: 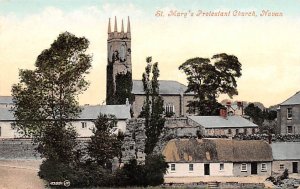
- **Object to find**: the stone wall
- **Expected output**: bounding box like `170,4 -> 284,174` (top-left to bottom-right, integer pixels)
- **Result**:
0,139 -> 39,159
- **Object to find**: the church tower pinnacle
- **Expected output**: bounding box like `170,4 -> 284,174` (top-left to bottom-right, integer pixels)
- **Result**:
106,16 -> 132,105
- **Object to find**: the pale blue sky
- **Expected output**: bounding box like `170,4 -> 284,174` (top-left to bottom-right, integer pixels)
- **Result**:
1,0 -> 299,17
1,0 -> 300,106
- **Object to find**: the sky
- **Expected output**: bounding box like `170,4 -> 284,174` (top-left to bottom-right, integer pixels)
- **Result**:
0,0 -> 300,107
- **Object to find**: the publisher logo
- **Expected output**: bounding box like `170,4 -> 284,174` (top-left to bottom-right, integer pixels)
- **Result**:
49,180 -> 70,187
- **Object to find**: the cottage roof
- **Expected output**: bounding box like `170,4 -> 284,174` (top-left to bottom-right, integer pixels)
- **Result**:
188,115 -> 257,128
271,142 -> 300,160
132,80 -> 193,95
79,105 -> 131,120
0,105 -> 131,121
0,96 -> 13,105
162,139 -> 272,163
280,91 -> 300,105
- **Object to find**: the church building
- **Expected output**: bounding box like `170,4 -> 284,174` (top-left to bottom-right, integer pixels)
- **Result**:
106,17 -> 195,117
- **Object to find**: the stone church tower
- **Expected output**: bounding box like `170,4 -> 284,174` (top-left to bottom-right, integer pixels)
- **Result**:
106,17 -> 133,105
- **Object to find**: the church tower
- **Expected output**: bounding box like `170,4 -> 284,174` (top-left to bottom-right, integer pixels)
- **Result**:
106,17 -> 133,105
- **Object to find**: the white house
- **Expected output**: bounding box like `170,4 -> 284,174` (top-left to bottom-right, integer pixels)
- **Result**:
0,96 -> 131,138
162,138 -> 272,181
188,115 -> 258,136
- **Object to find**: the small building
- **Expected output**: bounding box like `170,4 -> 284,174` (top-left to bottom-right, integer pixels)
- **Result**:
74,104 -> 131,137
162,138 -> 272,180
271,142 -> 300,175
0,103 -> 131,138
131,80 -> 195,118
188,115 -> 258,137
277,91 -> 300,134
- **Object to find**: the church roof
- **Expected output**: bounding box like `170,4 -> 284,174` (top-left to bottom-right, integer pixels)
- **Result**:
0,105 -> 131,121
271,142 -> 300,160
188,115 -> 257,128
280,91 -> 300,105
162,138 -> 272,163
79,105 -> 131,120
132,80 -> 194,95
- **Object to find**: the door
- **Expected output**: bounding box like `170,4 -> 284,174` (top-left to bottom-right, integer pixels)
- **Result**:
293,162 -> 298,173
204,164 -> 210,175
251,163 -> 257,175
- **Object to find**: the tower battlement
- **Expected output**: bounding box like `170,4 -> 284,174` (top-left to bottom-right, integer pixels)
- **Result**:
108,16 -> 131,40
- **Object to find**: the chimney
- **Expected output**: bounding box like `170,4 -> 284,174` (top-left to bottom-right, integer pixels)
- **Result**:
220,108 -> 227,119
126,98 -> 129,106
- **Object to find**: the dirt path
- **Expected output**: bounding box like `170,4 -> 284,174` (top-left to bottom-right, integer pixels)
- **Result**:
0,160 -> 45,189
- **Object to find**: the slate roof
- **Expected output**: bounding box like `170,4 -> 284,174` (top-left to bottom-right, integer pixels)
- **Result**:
0,105 -> 131,121
280,91 -> 300,105
0,108 -> 14,121
132,80 -> 194,95
271,142 -> 300,160
188,115 -> 257,128
0,96 -> 13,105
162,138 -> 272,163
79,105 -> 131,120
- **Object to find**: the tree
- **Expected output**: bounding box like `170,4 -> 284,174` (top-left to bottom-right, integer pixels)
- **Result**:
244,103 -> 264,126
140,57 -> 165,155
12,32 -> 92,162
179,53 -> 242,115
88,114 -> 122,170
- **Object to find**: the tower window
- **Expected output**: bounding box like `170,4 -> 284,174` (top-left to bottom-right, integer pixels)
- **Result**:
165,103 -> 175,116
287,108 -> 292,119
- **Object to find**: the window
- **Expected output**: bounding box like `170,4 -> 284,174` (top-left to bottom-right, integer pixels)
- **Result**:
287,108 -> 292,119
228,129 -> 232,134
165,104 -> 175,115
241,163 -> 247,172
171,164 -> 176,171
81,122 -> 87,129
252,128 -> 256,134
244,128 -> 247,134
11,122 -> 16,130
220,163 -> 224,171
189,164 -> 194,171
261,163 -> 267,172
280,164 -> 285,170
236,129 -> 239,135
287,126 -> 293,134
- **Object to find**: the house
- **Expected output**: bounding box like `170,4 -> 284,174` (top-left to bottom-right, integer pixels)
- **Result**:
187,115 -> 258,137
131,80 -> 195,118
277,91 -> 300,134
74,104 -> 131,137
271,142 -> 300,175
162,138 -> 272,180
0,98 -> 131,138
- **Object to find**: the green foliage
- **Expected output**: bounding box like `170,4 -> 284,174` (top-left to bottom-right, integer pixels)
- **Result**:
140,57 -> 165,155
12,32 -> 91,164
115,154 -> 168,187
245,103 -> 264,126
88,114 -> 122,169
115,72 -> 135,104
179,53 -> 242,115
106,63 -> 133,105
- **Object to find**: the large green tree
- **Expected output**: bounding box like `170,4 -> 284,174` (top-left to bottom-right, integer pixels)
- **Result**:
12,32 -> 92,162
179,53 -> 242,115
88,114 -> 122,169
140,57 -> 165,155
